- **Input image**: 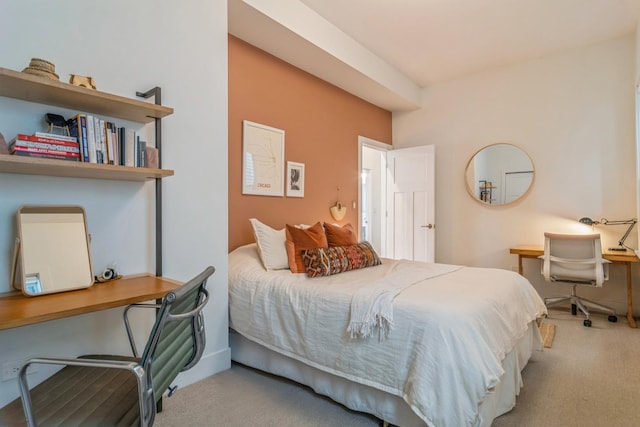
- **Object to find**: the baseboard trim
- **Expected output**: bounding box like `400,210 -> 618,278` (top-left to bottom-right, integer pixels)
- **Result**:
171,346 -> 231,390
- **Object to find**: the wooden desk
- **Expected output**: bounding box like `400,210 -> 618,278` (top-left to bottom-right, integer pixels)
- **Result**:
0,275 -> 181,330
510,245 -> 639,328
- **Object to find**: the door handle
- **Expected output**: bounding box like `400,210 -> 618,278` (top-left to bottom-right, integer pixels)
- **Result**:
421,224 -> 434,229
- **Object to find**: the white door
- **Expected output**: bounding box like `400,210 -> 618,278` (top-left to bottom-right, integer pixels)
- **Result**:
386,145 -> 435,262
503,171 -> 533,204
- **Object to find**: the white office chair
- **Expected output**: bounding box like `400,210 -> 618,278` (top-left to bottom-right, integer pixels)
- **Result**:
540,232 -> 617,327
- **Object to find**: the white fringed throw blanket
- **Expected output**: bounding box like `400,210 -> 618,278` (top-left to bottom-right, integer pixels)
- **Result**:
347,263 -> 461,339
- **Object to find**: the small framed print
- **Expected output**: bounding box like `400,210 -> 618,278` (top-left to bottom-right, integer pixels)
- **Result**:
286,161 -> 305,198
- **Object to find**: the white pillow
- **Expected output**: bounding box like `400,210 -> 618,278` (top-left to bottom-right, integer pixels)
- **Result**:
248,218 -> 289,270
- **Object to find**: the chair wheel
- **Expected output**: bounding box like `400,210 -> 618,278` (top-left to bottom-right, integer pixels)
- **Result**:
608,315 -> 618,323
571,304 -> 577,315
584,319 -> 592,327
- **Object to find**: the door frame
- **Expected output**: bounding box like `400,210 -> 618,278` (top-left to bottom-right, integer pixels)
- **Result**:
358,136 -> 391,257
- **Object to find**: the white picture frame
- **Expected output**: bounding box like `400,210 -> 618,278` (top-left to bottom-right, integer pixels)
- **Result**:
242,120 -> 285,197
286,161 -> 305,198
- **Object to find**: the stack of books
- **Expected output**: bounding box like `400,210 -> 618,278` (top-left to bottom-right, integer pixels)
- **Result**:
8,132 -> 80,162
9,116 -> 156,168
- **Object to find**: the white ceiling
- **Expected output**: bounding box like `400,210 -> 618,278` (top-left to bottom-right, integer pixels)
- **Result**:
300,0 -> 640,87
229,0 -> 640,111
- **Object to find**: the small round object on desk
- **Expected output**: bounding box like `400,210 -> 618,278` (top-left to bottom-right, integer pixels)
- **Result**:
102,268 -> 115,281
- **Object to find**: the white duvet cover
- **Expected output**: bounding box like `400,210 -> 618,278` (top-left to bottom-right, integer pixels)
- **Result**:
228,244 -> 547,427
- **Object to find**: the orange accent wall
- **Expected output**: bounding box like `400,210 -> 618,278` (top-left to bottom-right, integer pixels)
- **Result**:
228,35 -> 392,251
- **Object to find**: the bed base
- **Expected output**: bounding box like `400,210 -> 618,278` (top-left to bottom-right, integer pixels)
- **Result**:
230,321 -> 540,427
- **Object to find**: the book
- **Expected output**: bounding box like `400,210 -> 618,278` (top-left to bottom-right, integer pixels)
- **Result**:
34,132 -> 78,143
9,139 -> 80,157
85,114 -> 98,163
79,115 -> 89,162
67,114 -> 90,162
111,123 -> 119,165
104,121 -> 117,165
135,136 -> 147,167
11,147 -> 80,161
10,140 -> 80,154
11,147 -> 79,159
97,117 -> 106,164
103,121 -> 112,164
123,128 -> 136,167
11,134 -> 80,147
117,127 -> 124,165
90,115 -> 102,163
12,152 -> 79,162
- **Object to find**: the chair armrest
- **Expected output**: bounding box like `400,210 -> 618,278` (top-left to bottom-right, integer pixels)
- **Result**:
21,356 -> 139,371
18,357 -> 145,427
124,303 -> 162,358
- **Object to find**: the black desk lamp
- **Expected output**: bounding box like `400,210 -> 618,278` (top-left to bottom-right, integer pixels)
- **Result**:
578,217 -> 638,251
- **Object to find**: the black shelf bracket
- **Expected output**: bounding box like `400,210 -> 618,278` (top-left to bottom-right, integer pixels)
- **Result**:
137,87 -> 163,277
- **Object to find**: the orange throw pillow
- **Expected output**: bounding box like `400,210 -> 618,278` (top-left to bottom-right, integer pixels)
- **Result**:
324,222 -> 357,246
285,222 -> 328,273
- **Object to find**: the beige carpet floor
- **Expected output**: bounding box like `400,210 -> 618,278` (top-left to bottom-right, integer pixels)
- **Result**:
156,308 -> 640,426
492,308 -> 640,427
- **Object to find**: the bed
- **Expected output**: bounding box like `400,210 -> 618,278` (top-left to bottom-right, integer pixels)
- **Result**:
228,242 -> 547,427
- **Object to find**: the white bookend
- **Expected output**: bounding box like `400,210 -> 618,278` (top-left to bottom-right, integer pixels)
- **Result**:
98,118 -> 106,164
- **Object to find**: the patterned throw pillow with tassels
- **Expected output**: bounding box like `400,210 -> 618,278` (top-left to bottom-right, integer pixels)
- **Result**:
302,241 -> 382,277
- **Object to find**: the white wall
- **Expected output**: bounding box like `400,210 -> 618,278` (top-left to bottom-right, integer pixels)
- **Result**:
0,0 -> 229,407
394,35 -> 638,315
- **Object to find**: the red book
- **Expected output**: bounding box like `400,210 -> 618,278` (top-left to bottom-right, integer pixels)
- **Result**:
9,133 -> 80,149
11,139 -> 80,154
12,133 -> 78,146
11,151 -> 80,162
12,134 -> 80,147
11,146 -> 80,159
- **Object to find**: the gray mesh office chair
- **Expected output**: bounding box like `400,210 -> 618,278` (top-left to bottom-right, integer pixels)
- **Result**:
0,266 -> 214,427
540,233 -> 616,327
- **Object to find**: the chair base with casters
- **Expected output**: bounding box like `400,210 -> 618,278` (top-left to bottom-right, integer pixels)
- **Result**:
0,266 -> 214,427
544,282 -> 618,328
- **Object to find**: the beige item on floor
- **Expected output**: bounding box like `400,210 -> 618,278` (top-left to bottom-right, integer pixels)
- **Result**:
539,321 -> 556,348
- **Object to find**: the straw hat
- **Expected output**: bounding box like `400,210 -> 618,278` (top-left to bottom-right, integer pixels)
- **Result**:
22,58 -> 59,80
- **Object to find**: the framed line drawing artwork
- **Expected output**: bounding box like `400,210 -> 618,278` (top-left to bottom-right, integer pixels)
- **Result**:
286,161 -> 305,197
242,120 -> 285,196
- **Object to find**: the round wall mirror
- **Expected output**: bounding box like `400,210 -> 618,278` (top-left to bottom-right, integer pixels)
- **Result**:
465,143 -> 534,205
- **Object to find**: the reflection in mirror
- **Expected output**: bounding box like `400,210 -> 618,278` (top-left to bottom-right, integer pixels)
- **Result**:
12,206 -> 94,296
465,143 -> 534,205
